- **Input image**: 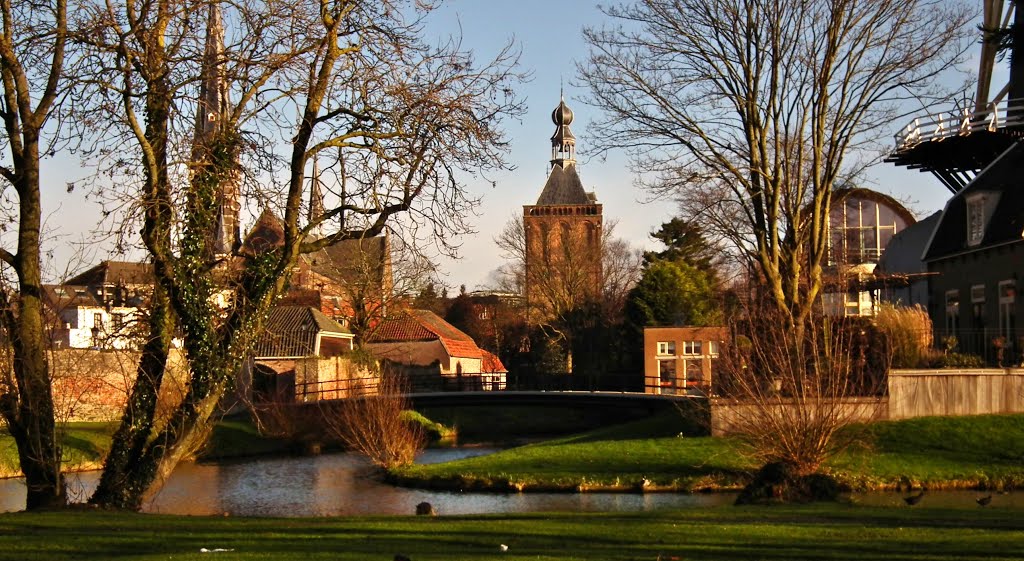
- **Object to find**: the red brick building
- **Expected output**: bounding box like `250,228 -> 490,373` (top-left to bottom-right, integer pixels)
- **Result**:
523,97 -> 603,319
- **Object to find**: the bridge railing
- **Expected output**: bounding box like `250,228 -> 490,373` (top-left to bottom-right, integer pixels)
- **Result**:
893,97 -> 1024,150
277,369 -> 648,403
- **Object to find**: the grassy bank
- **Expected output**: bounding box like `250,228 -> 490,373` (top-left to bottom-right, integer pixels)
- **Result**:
0,505 -> 1022,561
0,423 -> 115,478
393,412 -> 1024,492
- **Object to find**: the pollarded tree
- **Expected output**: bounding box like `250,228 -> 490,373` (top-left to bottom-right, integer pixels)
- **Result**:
0,0 -> 70,510
78,0 -> 524,510
580,0 -> 972,333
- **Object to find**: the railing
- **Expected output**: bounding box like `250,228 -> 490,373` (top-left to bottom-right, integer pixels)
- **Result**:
932,327 -> 1024,367
259,369 -> 649,403
893,98 -> 1024,150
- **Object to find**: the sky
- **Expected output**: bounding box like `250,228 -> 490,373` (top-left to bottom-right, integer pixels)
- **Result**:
35,0 -> 1002,288
416,0 -> 996,291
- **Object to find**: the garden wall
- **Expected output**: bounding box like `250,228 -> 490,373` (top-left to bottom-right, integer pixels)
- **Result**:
49,348 -> 190,423
887,368 -> 1024,419
709,397 -> 886,437
710,368 -> 1024,435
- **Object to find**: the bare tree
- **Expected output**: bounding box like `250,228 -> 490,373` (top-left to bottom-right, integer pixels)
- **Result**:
76,0 -> 523,510
299,234 -> 439,345
495,215 -> 640,371
714,303 -> 888,484
580,0 -> 972,333
330,369 -> 424,469
0,0 -> 71,509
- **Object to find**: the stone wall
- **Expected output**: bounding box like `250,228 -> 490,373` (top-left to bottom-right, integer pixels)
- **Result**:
48,348 -> 190,423
293,356 -> 377,401
710,397 -> 886,437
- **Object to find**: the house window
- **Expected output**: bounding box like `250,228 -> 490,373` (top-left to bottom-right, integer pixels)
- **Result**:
708,340 -> 721,357
682,341 -> 703,355
112,313 -> 124,330
967,195 -> 987,246
684,359 -> 704,387
656,341 -> 676,356
658,360 -> 678,395
999,280 -> 1016,344
94,312 -> 104,330
971,284 -> 986,329
945,290 -> 959,335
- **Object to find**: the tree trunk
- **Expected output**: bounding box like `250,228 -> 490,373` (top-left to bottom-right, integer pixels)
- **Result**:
89,286 -> 174,510
3,144 -> 67,510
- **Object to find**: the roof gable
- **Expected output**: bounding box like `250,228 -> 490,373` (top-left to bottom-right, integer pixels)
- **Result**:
300,235 -> 389,287
925,141 -> 1024,261
254,305 -> 351,358
240,209 -> 285,256
368,309 -> 482,359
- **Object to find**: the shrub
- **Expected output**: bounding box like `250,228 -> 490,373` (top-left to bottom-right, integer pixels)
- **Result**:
874,304 -> 932,368
930,351 -> 986,369
330,372 -> 425,469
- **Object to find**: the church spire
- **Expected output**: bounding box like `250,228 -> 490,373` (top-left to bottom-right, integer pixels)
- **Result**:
550,93 -> 576,169
194,2 -> 240,257
308,158 -> 325,237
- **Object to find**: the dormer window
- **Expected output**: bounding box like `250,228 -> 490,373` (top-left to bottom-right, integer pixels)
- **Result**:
965,192 -> 999,247
967,196 -> 986,245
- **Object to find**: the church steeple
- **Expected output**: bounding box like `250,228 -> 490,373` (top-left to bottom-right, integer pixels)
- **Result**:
550,94 -> 576,168
308,158 -> 325,238
194,2 -> 240,257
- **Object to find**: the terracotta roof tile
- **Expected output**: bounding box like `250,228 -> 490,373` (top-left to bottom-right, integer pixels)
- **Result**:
481,350 -> 507,373
368,309 -> 483,359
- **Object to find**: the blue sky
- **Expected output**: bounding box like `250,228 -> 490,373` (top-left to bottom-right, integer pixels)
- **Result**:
37,0 -> 996,288
422,0 -> 987,290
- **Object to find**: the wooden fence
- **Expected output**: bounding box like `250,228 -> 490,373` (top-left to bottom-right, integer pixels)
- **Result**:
710,368 -> 1024,435
887,368 -> 1024,419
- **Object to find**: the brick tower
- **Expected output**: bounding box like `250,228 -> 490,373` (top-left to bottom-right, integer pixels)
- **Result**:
523,96 -> 603,320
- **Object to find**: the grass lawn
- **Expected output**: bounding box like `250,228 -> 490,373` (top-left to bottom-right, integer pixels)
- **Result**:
394,412 -> 1024,492
0,423 -> 115,478
831,414 -> 1024,489
0,505 -> 1022,561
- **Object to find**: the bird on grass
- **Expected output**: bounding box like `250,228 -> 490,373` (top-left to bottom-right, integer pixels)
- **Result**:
903,490 -> 926,506
977,494 -> 993,507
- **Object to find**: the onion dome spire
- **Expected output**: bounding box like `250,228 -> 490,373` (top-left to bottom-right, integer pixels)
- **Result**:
550,93 -> 576,168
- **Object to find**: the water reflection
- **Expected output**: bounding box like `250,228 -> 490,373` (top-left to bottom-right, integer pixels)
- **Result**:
3,449 -> 1017,516
1,449 -> 736,516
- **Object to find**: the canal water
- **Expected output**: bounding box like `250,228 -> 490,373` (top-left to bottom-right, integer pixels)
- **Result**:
0,448 -> 735,516
3,448 -> 1019,515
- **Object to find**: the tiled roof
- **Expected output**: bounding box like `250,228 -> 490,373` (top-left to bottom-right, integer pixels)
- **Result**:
368,309 -> 483,359
253,305 -> 351,359
535,163 -> 592,205
925,141 -> 1024,261
240,208 -> 286,256
301,235 -> 389,287
481,350 -> 507,373
42,284 -> 101,310
65,261 -> 153,287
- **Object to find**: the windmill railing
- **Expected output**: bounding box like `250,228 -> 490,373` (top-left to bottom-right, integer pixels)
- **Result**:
893,98 -> 1024,150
